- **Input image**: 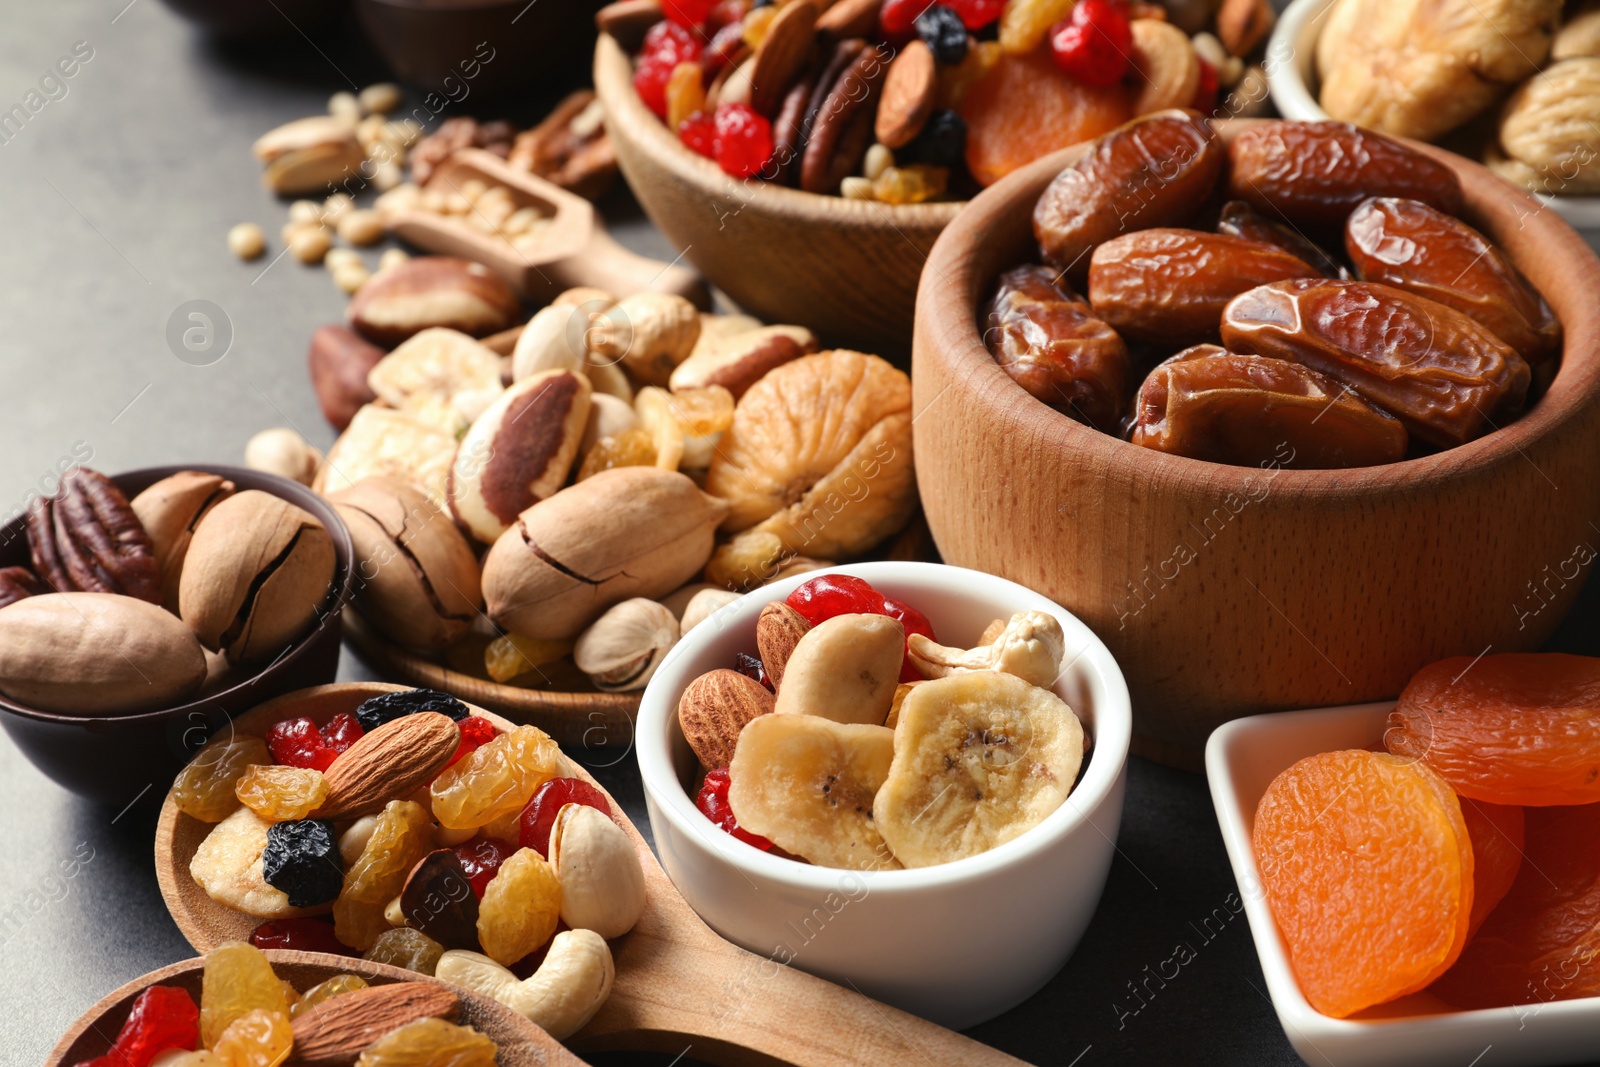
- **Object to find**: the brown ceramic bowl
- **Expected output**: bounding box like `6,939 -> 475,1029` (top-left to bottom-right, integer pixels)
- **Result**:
355,0 -> 606,99
912,119 -> 1600,767
593,32 -> 963,356
0,466 -> 354,804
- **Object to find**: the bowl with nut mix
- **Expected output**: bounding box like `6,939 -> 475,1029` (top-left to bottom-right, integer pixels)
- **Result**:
0,465 -> 354,804
636,560 -> 1132,1029
913,114 -> 1600,768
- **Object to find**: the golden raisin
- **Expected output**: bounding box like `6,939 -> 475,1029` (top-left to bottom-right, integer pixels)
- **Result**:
577,428 -> 658,482
476,847 -> 561,966
430,726 -> 563,831
211,1009 -> 293,1067
235,765 -> 329,822
200,941 -> 290,1049
483,634 -> 574,683
664,386 -> 736,437
871,164 -> 949,204
174,736 -> 270,823
364,927 -> 445,976
354,1018 -> 497,1067
999,0 -> 1075,54
288,974 -> 368,1020
333,800 -> 434,951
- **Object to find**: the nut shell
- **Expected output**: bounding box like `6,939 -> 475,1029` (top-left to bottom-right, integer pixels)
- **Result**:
308,325 -> 385,433
548,803 -> 646,939
130,471 -> 237,613
589,293 -> 701,387
348,257 -> 521,346
0,591 -> 206,714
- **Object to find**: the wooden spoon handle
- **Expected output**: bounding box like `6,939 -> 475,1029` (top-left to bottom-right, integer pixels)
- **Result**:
552,227 -> 713,309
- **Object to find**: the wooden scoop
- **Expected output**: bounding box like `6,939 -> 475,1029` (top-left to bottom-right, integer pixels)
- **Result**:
155,684 -> 1026,1067
387,148 -> 712,308
46,949 -> 585,1067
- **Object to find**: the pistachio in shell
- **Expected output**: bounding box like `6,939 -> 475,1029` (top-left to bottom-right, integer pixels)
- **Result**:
130,471 -> 237,613
0,591 -> 206,714
178,489 -> 337,664
332,477 -> 481,650
572,598 -> 680,692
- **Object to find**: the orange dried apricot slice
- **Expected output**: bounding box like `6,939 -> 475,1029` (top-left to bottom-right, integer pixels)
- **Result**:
1460,798 -> 1524,940
960,50 -> 1131,187
1434,803 -> 1600,1008
1253,749 -> 1473,1018
1386,653 -> 1600,806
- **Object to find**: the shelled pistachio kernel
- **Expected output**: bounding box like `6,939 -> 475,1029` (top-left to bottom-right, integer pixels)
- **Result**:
227,223 -> 265,260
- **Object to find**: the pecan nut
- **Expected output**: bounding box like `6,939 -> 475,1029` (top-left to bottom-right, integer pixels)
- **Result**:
0,566 -> 44,610
27,467 -> 161,602
801,43 -> 888,193
507,90 -> 617,200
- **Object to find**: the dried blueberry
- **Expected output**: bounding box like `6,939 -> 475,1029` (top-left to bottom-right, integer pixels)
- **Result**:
354,688 -> 469,732
902,109 -> 967,168
262,819 -> 342,908
915,5 -> 969,65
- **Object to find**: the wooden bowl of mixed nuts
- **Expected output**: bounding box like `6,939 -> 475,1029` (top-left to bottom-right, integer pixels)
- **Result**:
0,465 -> 354,803
913,115 -> 1600,766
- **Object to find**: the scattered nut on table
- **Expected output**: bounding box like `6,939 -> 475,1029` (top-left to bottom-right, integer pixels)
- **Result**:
244,427 -> 322,486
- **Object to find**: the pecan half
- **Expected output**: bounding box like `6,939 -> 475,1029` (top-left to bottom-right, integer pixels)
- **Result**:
0,566 -> 44,610
27,468 -> 161,602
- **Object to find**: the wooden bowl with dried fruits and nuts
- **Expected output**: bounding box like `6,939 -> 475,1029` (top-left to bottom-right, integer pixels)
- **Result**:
913,112 -> 1600,767
591,0 -> 1277,352
153,682 -> 1023,1065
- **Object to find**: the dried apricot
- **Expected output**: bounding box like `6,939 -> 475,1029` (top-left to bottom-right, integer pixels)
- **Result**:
1385,654 -> 1600,806
1460,798 -> 1524,939
199,941 -> 290,1049
430,725 -> 564,831
174,735 -> 270,823
1253,749 -> 1472,1018
333,800 -> 434,951
1434,804 -> 1600,1008
961,49 -> 1130,187
476,847 -> 561,966
235,765 -> 329,822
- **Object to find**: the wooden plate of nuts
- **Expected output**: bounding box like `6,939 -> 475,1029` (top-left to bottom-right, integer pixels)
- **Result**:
46,948 -> 584,1067
152,682 -> 1020,1065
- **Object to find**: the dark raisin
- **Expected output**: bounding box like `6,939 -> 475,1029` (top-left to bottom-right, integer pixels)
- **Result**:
734,652 -> 774,692
901,109 -> 967,168
262,819 -> 343,908
354,688 -> 469,732
915,5 -> 969,65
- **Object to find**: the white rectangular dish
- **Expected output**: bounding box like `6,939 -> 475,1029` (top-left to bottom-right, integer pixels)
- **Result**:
1207,702 -> 1600,1067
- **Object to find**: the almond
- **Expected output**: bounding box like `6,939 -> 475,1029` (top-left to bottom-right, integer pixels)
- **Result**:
678,669 -> 776,770
1215,0 -> 1275,59
316,712 -> 461,821
749,0 -> 820,117
755,600 -> 811,690
816,0 -> 880,40
289,982 -> 460,1067
875,39 -> 936,149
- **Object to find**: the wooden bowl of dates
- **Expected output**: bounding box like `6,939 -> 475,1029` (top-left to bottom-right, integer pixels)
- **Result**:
593,31 -> 963,357
0,466 -> 355,805
913,117 -> 1600,767
45,949 -> 583,1067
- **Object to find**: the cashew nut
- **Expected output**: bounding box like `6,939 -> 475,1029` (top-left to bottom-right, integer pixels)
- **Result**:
774,613 -> 904,725
549,804 -> 647,938
435,930 -> 615,1040
907,611 -> 1066,690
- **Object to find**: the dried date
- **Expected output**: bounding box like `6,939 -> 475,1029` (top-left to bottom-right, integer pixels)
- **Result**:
1088,228 -> 1320,348
1220,279 -> 1531,448
1131,347 -> 1408,468
1346,197 -> 1561,366
984,264 -> 1131,432
1033,110 -> 1224,278
1225,122 -> 1463,230
27,467 -> 161,601
1217,201 -> 1345,278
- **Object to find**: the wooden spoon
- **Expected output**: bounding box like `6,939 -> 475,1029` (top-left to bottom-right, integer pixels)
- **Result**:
155,683 -> 1026,1066
387,148 -> 712,308
45,949 -> 585,1067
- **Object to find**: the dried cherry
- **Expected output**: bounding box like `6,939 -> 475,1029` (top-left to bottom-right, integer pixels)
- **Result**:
87,986 -> 198,1067
452,837 -> 518,899
249,917 -> 354,956
787,573 -> 934,683
1048,0 -> 1132,88
697,766 -> 774,850
518,777 -> 614,857
266,717 -> 333,772
321,712 -> 364,755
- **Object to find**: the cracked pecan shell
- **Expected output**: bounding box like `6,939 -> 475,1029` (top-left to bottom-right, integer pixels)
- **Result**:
27,467 -> 161,603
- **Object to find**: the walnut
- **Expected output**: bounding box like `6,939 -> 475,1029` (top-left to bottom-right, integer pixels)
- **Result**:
1490,58 -> 1600,194
1316,0 -> 1561,142
703,351 -> 916,590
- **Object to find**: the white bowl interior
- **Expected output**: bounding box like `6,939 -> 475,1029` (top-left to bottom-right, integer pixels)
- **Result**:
1207,704 -> 1600,1067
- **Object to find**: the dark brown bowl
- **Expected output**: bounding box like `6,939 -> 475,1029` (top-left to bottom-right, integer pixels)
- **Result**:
157,0 -> 342,40
354,0 -> 606,99
0,466 -> 355,805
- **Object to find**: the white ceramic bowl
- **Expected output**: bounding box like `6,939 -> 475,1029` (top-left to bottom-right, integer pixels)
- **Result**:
1267,0 -> 1600,234
636,561 -> 1131,1029
1208,703 -> 1600,1067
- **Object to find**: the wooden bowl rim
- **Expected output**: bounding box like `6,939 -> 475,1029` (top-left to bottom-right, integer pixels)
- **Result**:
593,32 -> 966,228
0,464 -> 355,725
915,118 -> 1600,498
44,948 -> 572,1067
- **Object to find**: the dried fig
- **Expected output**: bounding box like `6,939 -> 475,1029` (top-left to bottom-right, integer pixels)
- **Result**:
1492,58 -> 1600,195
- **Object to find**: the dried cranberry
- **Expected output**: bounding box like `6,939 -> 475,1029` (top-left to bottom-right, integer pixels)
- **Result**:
663,0 -> 716,28
705,0 -> 747,34
446,715 -> 498,767
641,19 -> 704,64
733,651 -> 773,691
680,111 -> 718,157
250,917 -> 355,955
1191,55 -> 1219,114
702,20 -> 746,78
453,837 -> 518,898
266,717 -> 334,772
713,103 -> 774,179
948,0 -> 1003,28
880,0 -> 935,39
88,985 -> 198,1067
321,712 -> 364,756
695,767 -> 773,850
519,777 -> 614,856
635,56 -> 676,118
1048,0 -> 1132,88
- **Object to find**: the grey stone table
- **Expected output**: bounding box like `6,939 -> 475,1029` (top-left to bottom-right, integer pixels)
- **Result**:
2,3 -> 1597,1066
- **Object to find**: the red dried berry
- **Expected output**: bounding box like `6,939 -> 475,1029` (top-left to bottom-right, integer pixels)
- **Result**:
518,777 -> 614,857
734,651 -> 773,691
949,0 -> 1003,28
452,837 -> 518,898
702,21 -> 746,78
712,102 -> 774,178
445,716 -> 498,768
266,718 -> 334,772
880,0 -> 935,39
696,767 -> 773,850
321,712 -> 364,757
634,56 -> 675,119
1048,0 -> 1132,88
680,111 -> 718,157
1191,55 -> 1219,114
705,0 -> 747,34
250,917 -> 355,955
786,573 -> 886,625
642,19 -> 704,63
87,985 -> 199,1067
663,0 -> 716,28
881,594 -> 937,682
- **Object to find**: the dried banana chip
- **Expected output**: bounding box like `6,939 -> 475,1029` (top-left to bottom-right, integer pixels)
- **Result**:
728,714 -> 901,871
875,671 -> 1084,867
314,405 -> 457,509
366,327 -> 505,433
190,805 -> 322,919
